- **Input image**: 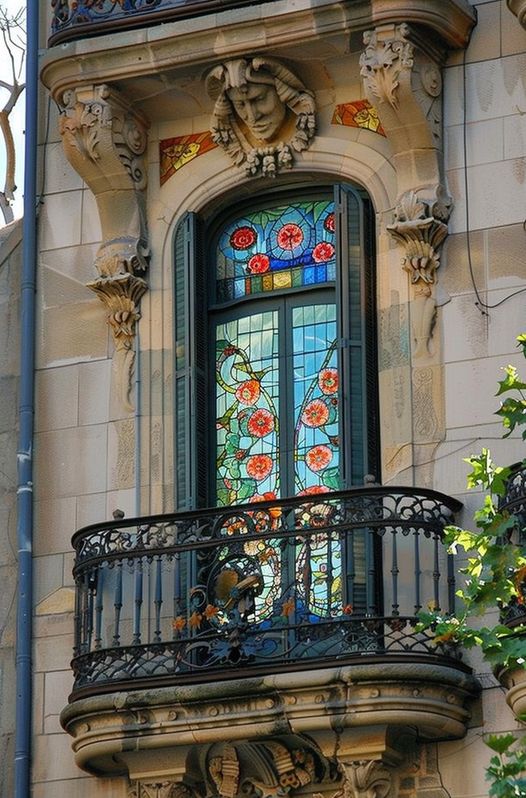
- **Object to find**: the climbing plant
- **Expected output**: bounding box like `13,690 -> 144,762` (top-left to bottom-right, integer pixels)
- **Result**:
418,334 -> 526,798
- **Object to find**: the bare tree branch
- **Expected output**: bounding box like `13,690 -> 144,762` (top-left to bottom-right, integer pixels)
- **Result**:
0,4 -> 26,225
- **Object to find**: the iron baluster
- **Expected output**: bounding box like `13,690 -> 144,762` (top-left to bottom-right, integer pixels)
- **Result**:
154,555 -> 163,643
447,550 -> 456,614
94,567 -> 103,650
111,562 -> 123,647
391,530 -> 399,616
433,531 -> 441,611
133,560 -> 143,645
413,529 -> 421,614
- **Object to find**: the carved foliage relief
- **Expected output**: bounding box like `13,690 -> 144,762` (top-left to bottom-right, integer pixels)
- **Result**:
59,84 -> 149,411
360,24 -> 451,359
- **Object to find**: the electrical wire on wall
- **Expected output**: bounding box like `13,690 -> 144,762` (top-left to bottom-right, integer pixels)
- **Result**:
461,50 -> 526,314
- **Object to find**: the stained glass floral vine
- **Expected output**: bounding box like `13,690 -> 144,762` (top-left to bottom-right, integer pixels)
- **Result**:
293,305 -> 340,495
215,312 -> 279,506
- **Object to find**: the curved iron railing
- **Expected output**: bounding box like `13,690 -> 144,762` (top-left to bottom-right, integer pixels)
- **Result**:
49,0 -> 267,46
499,462 -> 526,628
70,487 -> 465,698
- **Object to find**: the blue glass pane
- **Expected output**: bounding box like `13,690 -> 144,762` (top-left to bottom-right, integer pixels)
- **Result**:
216,200 -> 336,300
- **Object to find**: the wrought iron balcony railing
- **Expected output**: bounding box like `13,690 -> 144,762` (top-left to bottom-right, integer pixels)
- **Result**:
49,0 -> 267,46
499,461 -> 526,628
70,487 -> 464,699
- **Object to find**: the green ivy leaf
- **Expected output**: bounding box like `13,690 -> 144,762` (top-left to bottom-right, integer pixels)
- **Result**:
496,366 -> 526,396
485,734 -> 517,754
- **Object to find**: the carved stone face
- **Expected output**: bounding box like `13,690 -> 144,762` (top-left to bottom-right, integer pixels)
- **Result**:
227,83 -> 286,141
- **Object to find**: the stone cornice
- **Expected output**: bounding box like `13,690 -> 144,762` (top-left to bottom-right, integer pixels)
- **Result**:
41,0 -> 475,104
60,662 -> 479,776
371,0 -> 476,49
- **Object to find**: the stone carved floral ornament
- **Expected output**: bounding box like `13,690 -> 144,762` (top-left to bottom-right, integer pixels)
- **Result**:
387,190 -> 449,359
128,782 -> 195,798
360,23 -> 414,110
359,21 -> 453,361
206,57 -> 316,178
59,84 -> 150,412
128,738 -> 328,798
317,761 -> 394,798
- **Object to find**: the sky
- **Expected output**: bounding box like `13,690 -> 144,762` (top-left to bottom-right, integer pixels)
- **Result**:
0,0 -> 26,222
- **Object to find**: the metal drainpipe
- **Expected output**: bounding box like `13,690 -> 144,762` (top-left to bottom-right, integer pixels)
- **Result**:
14,0 -> 39,795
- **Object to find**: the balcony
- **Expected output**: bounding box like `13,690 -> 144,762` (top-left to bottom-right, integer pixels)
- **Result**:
498,461 -> 526,629
496,462 -> 526,723
49,0 -> 267,46
61,487 -> 480,780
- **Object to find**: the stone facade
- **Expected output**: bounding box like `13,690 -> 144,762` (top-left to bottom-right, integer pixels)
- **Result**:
0,219 -> 21,798
1,0 -> 526,796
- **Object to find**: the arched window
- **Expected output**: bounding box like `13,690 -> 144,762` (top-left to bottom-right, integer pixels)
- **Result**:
174,183 -> 379,511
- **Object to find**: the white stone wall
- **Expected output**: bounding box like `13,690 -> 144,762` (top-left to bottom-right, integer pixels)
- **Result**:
436,2 -> 526,795
0,220 -> 22,798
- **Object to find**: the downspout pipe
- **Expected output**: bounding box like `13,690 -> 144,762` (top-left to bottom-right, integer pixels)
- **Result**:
15,1 -> 39,795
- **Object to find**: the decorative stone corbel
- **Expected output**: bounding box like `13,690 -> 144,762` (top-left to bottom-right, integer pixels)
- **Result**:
129,781 -> 196,798
59,83 -> 149,411
208,744 -> 240,798
201,736 -> 327,798
387,190 -> 448,358
338,761 -> 394,798
360,23 -> 451,359
507,0 -> 526,29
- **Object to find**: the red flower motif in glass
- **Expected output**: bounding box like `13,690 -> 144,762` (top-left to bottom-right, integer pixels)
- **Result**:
235,379 -> 261,405
312,242 -> 335,263
246,454 -> 273,481
301,399 -> 329,428
298,485 -> 330,496
324,212 -> 335,232
247,253 -> 270,274
318,368 -> 338,395
306,445 -> 333,472
230,225 -> 257,250
277,223 -> 304,251
250,491 -> 277,503
247,408 -> 275,437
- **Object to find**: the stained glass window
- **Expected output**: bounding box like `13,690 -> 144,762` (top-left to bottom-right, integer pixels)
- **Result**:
215,312 -> 280,506
175,186 -> 378,623
216,200 -> 336,301
292,305 -> 339,495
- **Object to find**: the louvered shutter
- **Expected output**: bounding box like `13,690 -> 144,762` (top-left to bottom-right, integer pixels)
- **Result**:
174,212 -> 208,510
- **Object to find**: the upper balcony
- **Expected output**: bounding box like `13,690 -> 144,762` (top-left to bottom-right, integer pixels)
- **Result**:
49,0 -> 266,46
61,487 -> 480,782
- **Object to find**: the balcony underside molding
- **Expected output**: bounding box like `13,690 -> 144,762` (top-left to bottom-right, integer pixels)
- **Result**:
60,662 -> 479,777
41,0 -> 475,104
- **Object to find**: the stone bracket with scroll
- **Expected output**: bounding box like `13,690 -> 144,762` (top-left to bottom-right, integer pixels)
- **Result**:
360,23 -> 453,359
59,83 -> 149,411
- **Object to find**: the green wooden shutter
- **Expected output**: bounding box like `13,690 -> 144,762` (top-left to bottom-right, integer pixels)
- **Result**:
336,185 -> 381,614
335,184 -> 365,486
174,212 -> 208,510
